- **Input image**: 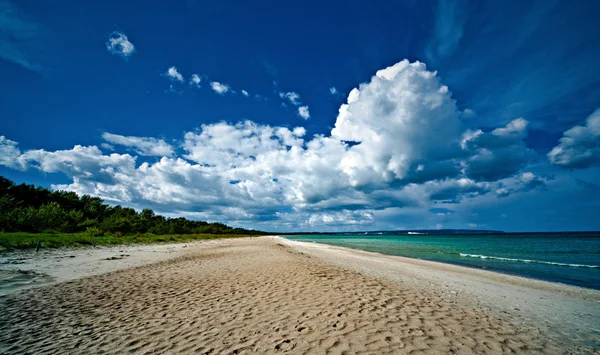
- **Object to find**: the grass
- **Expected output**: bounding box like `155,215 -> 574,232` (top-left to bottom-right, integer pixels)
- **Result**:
0,231 -> 262,252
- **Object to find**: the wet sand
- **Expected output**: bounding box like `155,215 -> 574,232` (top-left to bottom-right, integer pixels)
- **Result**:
0,236 -> 598,354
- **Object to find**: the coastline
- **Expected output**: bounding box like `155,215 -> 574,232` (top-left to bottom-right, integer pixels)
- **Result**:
281,233 -> 600,290
276,236 -> 600,296
277,236 -> 600,347
1,236 -> 598,353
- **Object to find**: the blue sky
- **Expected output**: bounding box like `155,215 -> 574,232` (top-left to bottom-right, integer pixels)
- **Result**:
1,0 -> 600,232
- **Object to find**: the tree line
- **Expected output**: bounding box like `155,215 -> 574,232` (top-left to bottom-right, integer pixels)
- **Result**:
0,177 -> 264,235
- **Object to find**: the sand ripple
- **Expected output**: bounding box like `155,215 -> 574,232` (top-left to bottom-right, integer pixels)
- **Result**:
0,239 -> 590,354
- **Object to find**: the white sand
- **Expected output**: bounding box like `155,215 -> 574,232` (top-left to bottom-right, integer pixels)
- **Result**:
0,236 -> 598,353
276,236 -> 600,348
0,240 -> 229,296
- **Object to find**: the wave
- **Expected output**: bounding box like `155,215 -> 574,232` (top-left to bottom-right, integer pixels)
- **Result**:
458,253 -> 600,268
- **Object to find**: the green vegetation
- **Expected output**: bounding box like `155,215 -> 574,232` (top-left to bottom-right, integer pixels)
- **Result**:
0,176 -> 265,251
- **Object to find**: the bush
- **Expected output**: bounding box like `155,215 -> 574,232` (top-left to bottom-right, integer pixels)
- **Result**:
86,226 -> 104,237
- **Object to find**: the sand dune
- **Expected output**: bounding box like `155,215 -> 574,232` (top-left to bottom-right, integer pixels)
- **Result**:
0,237 -> 597,354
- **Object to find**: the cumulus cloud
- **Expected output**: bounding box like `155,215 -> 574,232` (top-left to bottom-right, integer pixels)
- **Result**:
17,145 -> 136,182
102,133 -> 174,157
298,106 -> 310,120
518,172 -> 546,192
241,90 -> 249,97
548,109 -> 600,169
330,87 -> 338,95
332,60 -> 463,186
427,178 -> 491,203
280,92 -> 311,120
495,187 -> 510,198
279,92 -> 301,106
460,117 -> 535,181
165,66 -> 184,82
189,73 -> 205,88
182,121 -> 306,169
211,81 -> 231,95
307,210 -> 373,226
106,31 -> 135,60
0,59 -> 538,230
0,136 -> 22,169
491,171 -> 546,198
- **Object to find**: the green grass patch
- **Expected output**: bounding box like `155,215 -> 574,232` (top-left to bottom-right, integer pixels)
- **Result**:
0,231 -> 260,252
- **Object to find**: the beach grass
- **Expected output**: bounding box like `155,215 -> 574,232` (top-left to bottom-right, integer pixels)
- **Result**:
0,231 -> 260,252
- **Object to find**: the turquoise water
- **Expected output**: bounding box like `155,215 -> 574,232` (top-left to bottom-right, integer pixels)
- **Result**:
284,233 -> 600,290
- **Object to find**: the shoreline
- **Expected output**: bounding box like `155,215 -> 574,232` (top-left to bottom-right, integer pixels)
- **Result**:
279,235 -> 600,291
276,236 -> 600,347
1,236 -> 598,352
276,236 -> 600,295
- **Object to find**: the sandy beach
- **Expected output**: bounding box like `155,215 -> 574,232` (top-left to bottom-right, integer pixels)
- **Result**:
1,236 -> 598,354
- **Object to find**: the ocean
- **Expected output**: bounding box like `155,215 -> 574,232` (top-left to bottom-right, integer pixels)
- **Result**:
283,232 -> 600,290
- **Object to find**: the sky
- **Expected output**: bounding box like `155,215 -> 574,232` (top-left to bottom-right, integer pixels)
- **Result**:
1,0 -> 600,232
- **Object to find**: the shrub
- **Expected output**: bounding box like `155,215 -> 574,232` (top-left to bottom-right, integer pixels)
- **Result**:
86,226 -> 104,237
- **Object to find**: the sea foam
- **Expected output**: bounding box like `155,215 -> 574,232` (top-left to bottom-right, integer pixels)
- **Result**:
459,253 -> 599,268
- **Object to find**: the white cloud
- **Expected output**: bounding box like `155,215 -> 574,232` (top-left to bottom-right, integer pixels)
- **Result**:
17,145 -> 136,181
426,178 -> 491,203
100,143 -> 114,151
332,60 -> 463,186
165,66 -> 184,82
518,172 -> 546,191
211,81 -> 231,95
307,210 -> 373,226
106,31 -> 135,60
102,132 -> 174,157
495,187 -> 510,198
279,91 -> 309,119
279,92 -> 301,106
548,108 -> 600,169
330,87 -> 338,95
0,59 -> 539,230
298,106 -> 310,120
182,121 -> 306,169
461,117 -> 534,181
241,90 -> 249,97
189,73 -> 204,87
520,172 -> 535,183
347,88 -> 360,103
0,136 -> 22,169
491,117 -> 528,137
